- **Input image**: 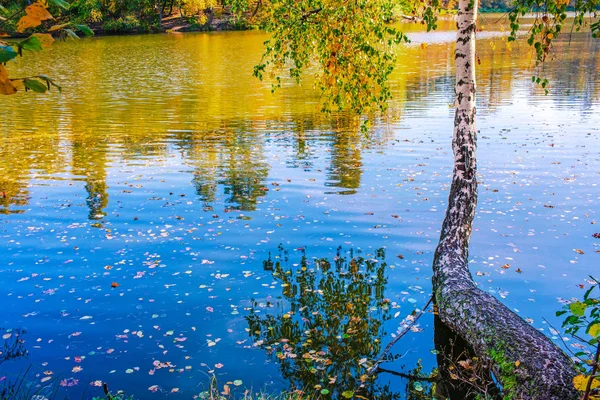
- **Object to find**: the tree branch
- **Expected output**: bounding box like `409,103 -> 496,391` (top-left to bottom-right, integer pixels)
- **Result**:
366,296 -> 433,377
377,367 -> 439,382
300,8 -> 322,22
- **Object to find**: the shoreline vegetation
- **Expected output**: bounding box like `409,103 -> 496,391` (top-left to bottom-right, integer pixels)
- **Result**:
1,2 -> 518,38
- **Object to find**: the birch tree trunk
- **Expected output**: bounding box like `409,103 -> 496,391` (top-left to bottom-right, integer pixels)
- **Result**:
431,0 -> 579,397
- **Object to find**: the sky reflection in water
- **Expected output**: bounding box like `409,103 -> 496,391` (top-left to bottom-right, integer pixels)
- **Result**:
1,20 -> 599,398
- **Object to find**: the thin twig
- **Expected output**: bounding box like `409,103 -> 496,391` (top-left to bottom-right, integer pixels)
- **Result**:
251,0 -> 262,18
543,317 -> 584,363
367,296 -> 433,376
377,367 -> 439,382
582,342 -> 600,400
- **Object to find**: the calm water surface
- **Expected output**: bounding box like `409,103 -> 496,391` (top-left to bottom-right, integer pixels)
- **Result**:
1,16 -> 599,398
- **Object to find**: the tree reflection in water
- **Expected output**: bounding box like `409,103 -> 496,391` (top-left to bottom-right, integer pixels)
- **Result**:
245,247 -> 497,399
246,247 -> 402,399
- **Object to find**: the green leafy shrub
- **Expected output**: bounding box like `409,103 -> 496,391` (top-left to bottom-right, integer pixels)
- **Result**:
556,276 -> 600,398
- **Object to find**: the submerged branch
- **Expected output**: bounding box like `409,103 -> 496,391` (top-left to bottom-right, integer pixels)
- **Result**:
366,296 -> 433,377
377,367 -> 439,382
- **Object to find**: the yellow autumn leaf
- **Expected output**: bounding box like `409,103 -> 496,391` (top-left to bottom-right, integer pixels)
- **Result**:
589,322 -> 600,338
48,23 -> 70,32
221,384 -> 230,395
574,375 -> 587,391
17,2 -> 53,33
0,81 -> 17,95
17,15 -> 42,32
32,33 -> 55,48
573,374 -> 600,391
0,65 -> 8,83
25,2 -> 53,20
11,79 -> 25,91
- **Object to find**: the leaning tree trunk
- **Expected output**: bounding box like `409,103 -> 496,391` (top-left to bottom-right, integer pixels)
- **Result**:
431,0 -> 578,398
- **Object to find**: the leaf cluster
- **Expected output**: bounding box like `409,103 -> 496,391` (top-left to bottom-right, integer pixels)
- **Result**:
556,276 -> 600,397
508,0 -> 599,93
0,0 -> 93,96
252,0 -> 410,116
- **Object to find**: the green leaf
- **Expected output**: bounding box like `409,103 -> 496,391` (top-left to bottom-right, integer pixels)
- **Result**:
583,284 -> 596,300
64,29 -> 79,40
24,79 -> 47,93
232,380 -> 243,387
0,45 -> 18,63
570,301 -> 588,317
38,74 -> 62,92
587,322 -> 600,338
342,390 -> 354,398
74,24 -> 94,37
320,389 -> 330,395
47,0 -> 70,9
18,36 -> 43,52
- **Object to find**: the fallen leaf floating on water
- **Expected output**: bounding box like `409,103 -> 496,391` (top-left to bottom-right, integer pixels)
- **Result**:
111,282 -> 120,288
221,385 -> 230,395
574,249 -> 584,255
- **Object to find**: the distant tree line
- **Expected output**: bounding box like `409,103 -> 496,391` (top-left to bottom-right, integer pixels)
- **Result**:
0,0 -> 528,37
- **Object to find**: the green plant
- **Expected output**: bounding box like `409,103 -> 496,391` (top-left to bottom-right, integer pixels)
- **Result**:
102,15 -> 142,33
91,383 -> 135,400
488,348 -> 519,400
556,276 -> 600,399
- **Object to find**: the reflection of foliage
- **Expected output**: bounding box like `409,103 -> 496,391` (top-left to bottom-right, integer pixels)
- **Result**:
85,180 -> 109,220
402,360 -> 437,400
188,131 -> 269,212
220,135 -> 269,211
247,247 -> 400,399
0,328 -> 28,366
326,132 -> 363,195
71,140 -> 109,222
0,180 -> 28,215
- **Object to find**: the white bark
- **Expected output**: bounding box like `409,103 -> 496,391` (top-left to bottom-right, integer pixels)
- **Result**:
431,0 -> 579,398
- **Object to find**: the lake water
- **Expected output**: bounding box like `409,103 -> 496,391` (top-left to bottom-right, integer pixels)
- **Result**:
1,15 -> 599,399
